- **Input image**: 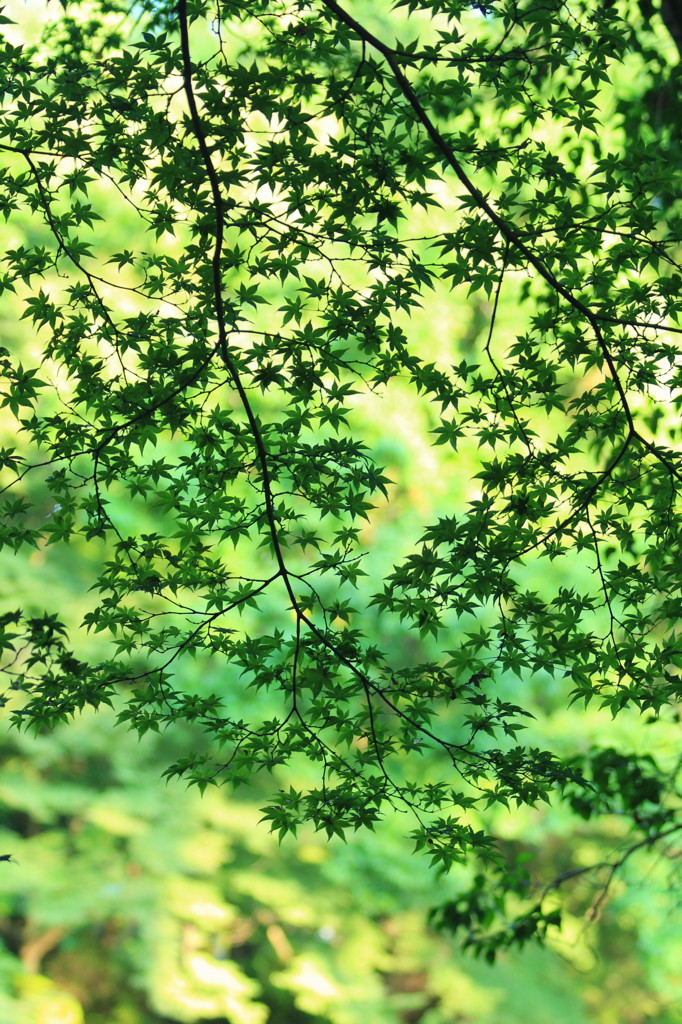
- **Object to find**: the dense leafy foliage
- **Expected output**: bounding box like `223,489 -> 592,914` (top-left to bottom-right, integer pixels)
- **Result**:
2,0 -> 682,957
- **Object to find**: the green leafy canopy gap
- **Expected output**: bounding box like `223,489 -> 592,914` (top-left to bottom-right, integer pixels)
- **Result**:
1,0 -> 682,957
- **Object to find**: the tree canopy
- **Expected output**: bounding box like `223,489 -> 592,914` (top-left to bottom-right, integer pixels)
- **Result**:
2,0 -> 682,959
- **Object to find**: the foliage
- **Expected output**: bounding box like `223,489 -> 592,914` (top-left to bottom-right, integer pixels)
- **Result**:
0,703 -> 676,1023
1,0 -> 682,958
